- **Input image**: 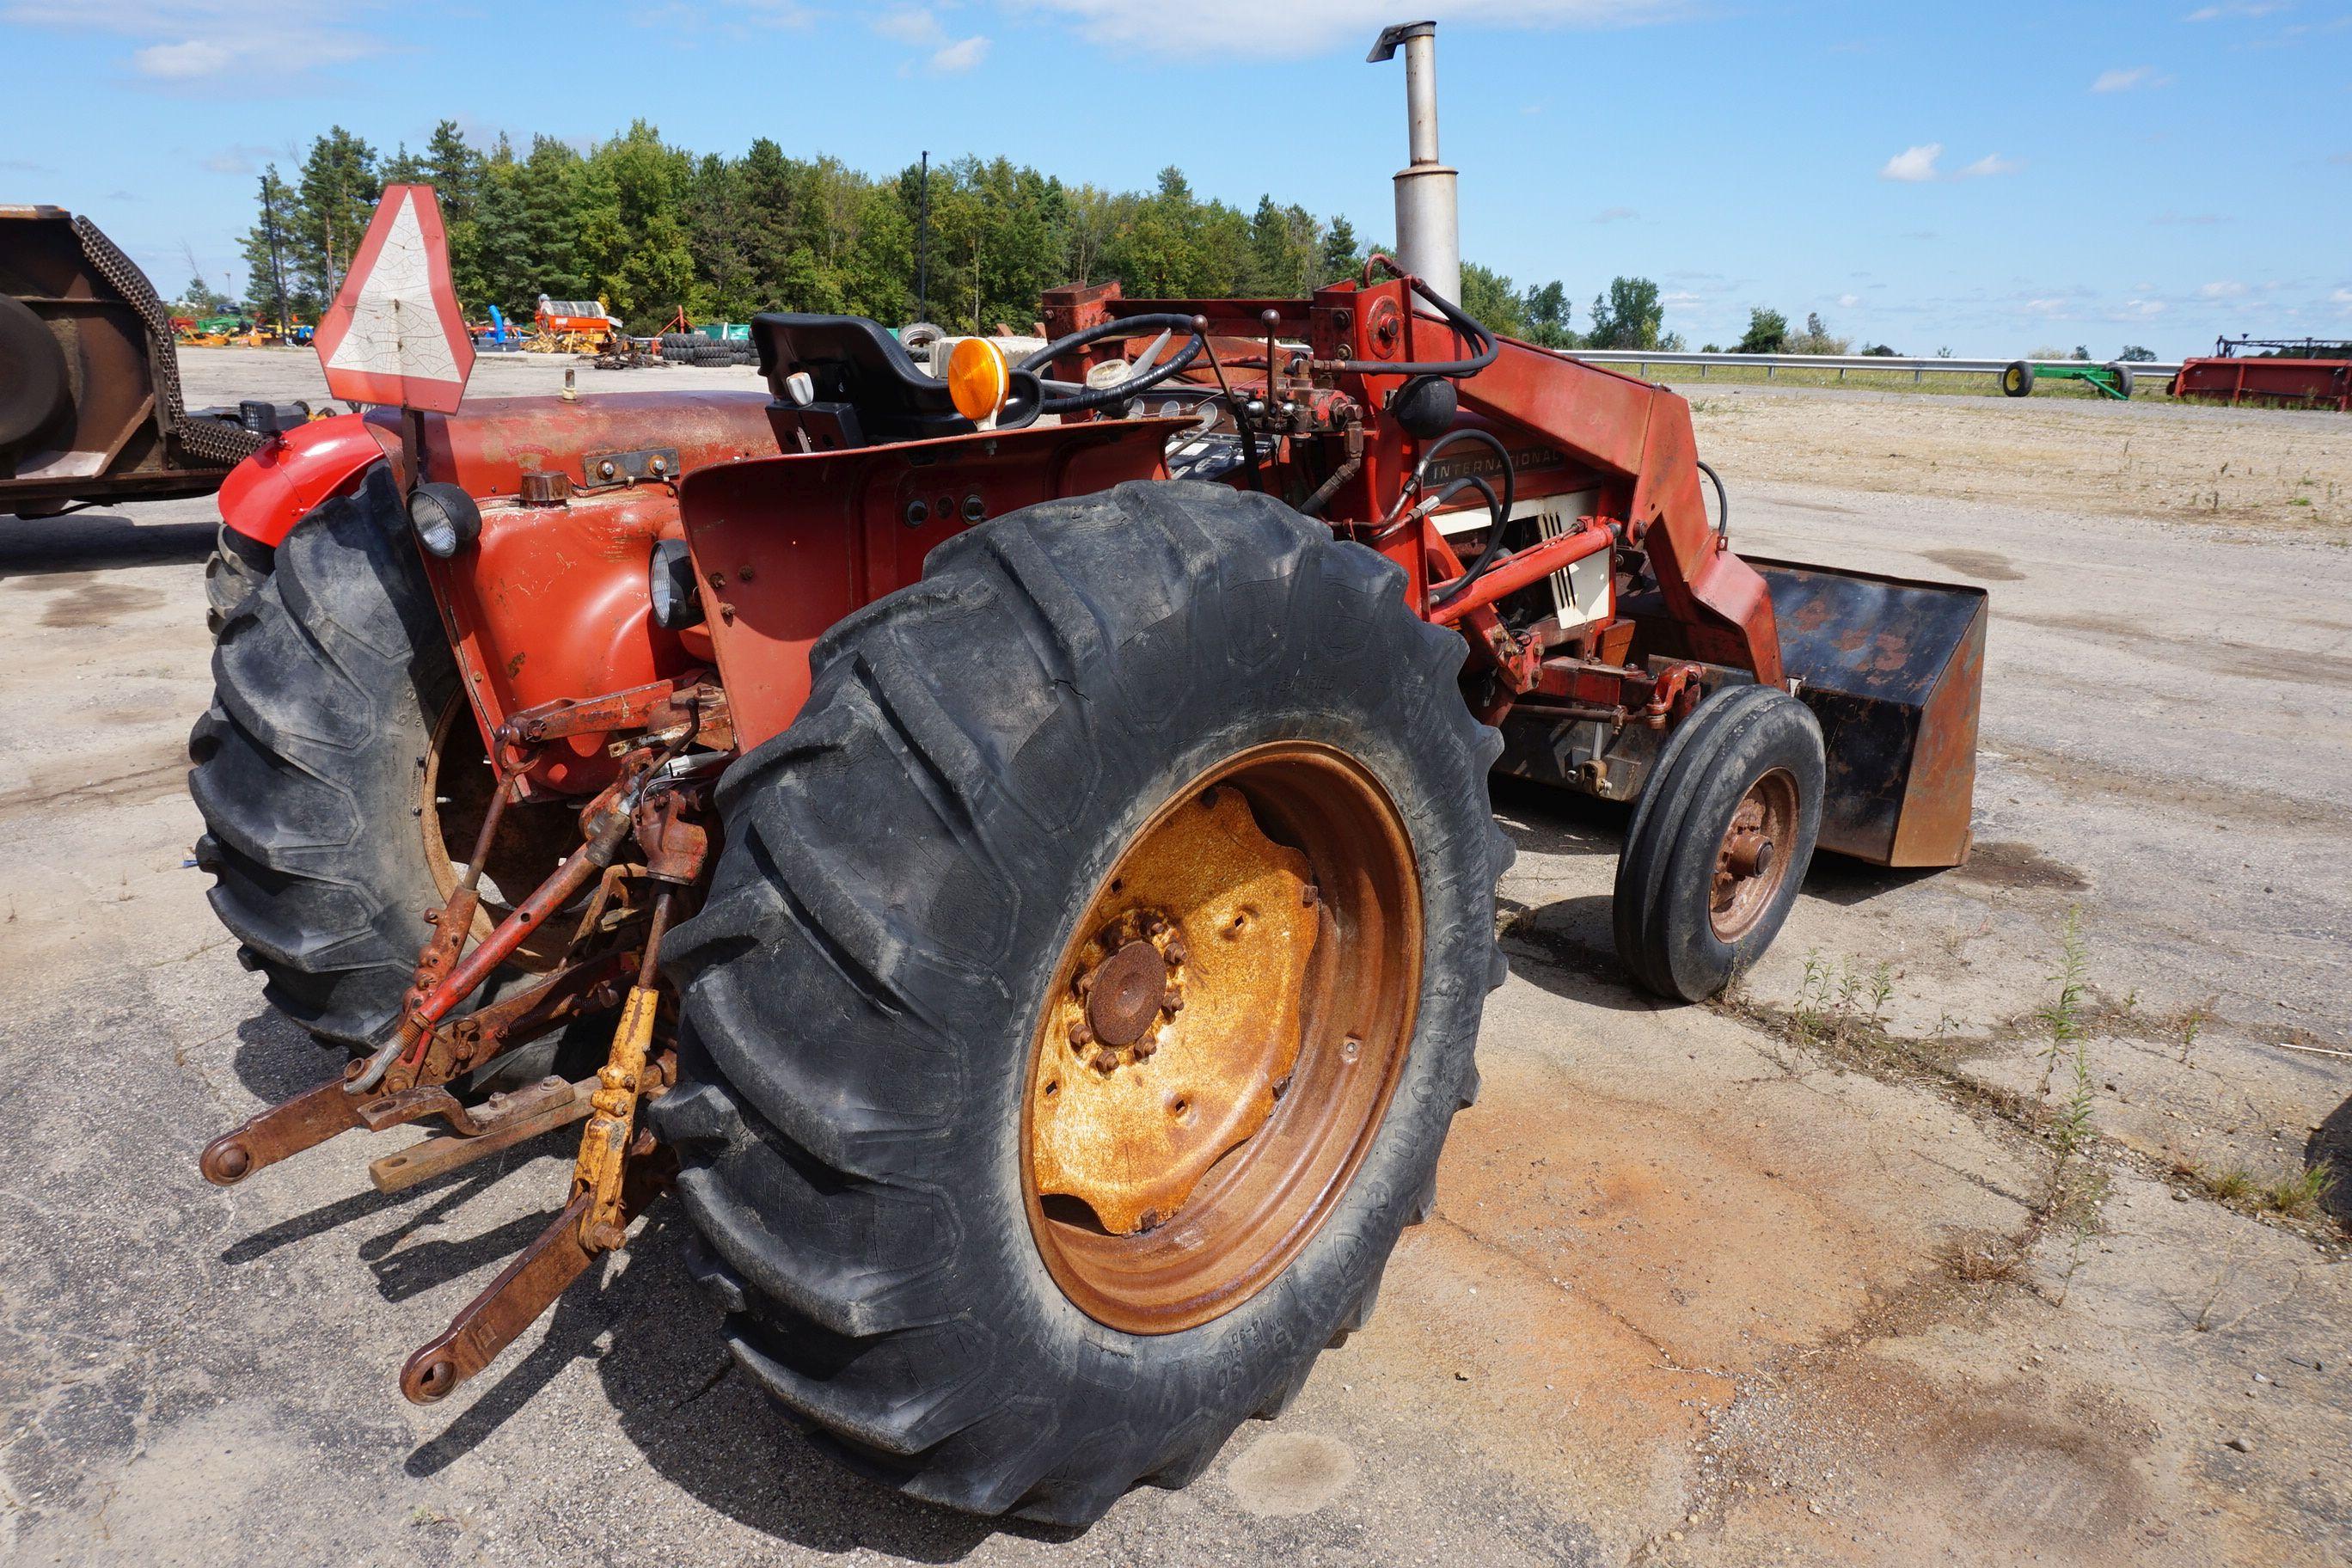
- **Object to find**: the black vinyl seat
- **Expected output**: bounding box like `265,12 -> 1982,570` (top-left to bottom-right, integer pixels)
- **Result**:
750,313 -> 974,445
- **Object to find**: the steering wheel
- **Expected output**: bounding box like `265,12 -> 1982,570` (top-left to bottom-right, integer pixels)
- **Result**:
1015,313 -> 1210,416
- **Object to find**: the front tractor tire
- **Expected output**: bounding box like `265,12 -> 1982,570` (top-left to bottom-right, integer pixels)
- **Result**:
652,481 -> 1512,1525
1612,684 -> 1825,1002
203,524 -> 273,635
188,468 -> 562,1054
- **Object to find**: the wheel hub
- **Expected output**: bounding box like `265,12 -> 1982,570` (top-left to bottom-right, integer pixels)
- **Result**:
1084,935 -> 1178,1051
1029,785 -> 1320,1237
1020,744 -> 1423,1335
1709,768 -> 1798,941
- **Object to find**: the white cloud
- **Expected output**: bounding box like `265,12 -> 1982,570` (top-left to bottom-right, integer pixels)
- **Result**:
1590,205 -> 1638,223
2332,288 -> 2352,306
2092,66 -> 2172,92
929,34 -> 989,70
871,6 -> 987,71
4,1 -> 383,83
1836,293 -> 1861,308
135,38 -> 231,76
720,0 -> 812,22
1880,143 -> 1943,181
2111,299 -> 2167,320
1959,153 -> 2022,177
873,5 -> 941,43
1015,0 -> 1684,57
201,144 -> 275,176
2198,280 -> 2248,298
2186,2 -> 2286,18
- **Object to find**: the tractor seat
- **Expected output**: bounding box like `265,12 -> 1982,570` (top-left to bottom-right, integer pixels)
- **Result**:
751,313 -> 975,445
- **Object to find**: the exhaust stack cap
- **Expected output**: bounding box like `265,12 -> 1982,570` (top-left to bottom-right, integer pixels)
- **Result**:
1368,20 -> 1460,308
1364,19 -> 1434,62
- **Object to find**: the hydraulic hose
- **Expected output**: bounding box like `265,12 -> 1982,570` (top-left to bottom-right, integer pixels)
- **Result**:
1697,458 -> 1730,545
1322,258 -> 1500,379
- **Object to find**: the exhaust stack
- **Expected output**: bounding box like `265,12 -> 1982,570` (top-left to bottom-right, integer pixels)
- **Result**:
1369,21 -> 1460,306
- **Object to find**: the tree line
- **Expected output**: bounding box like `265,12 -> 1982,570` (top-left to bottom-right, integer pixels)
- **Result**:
211,120 -> 1679,349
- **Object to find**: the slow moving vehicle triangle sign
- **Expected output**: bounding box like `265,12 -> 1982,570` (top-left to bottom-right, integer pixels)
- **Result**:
313,184 -> 475,413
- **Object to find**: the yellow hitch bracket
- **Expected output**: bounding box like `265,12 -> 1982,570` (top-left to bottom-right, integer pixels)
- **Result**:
572,982 -> 659,1252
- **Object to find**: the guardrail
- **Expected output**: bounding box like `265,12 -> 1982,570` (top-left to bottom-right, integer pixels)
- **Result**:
1561,350 -> 2185,382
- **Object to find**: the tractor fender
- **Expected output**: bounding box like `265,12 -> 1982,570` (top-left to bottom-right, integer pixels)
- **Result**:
217,413 -> 399,548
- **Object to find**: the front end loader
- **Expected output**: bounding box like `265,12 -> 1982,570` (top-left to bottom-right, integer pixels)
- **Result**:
187,19 -> 1986,1527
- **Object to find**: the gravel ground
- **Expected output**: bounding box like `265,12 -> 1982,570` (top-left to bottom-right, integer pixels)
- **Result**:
1,349 -> 2347,1566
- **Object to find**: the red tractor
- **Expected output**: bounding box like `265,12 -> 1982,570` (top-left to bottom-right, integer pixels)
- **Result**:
190,21 -> 1982,1526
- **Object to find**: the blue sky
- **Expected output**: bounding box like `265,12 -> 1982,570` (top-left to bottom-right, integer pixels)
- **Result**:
4,0 -> 2347,358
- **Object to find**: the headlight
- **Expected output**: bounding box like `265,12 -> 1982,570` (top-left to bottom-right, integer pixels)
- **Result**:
648,537 -> 704,629
407,482 -> 482,558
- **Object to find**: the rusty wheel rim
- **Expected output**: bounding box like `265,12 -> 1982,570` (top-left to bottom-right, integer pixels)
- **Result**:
1709,766 -> 1798,942
420,695 -> 577,969
1020,743 -> 1422,1335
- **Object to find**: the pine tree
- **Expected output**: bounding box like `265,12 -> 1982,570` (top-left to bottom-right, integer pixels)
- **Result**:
1319,215 -> 1361,283
422,120 -> 486,309
292,128 -> 380,303
509,136 -> 586,308
238,166 -> 304,328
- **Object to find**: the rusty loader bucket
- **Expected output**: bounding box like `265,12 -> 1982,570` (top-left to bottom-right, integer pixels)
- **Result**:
1749,558 -> 1987,868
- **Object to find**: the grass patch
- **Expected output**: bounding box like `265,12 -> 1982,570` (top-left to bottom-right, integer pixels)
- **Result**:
2184,1161 -> 2337,1219
2264,1165 -> 2335,1218
1630,362 -> 2183,402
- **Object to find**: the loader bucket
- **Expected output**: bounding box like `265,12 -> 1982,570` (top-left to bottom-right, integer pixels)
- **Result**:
1749,557 -> 1987,868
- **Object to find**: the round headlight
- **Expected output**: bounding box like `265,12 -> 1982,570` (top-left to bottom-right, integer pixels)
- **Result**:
648,536 -> 704,630
407,482 -> 482,559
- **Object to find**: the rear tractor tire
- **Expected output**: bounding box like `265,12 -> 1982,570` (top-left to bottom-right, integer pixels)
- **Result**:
188,467 -> 577,1068
652,480 -> 1513,1526
1612,684 -> 1825,1002
2001,360 -> 2035,397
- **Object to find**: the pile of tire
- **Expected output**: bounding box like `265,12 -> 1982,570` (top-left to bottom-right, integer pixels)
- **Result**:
658,333 -> 756,367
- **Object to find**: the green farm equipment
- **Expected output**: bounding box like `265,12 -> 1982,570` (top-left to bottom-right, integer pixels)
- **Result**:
2000,358 -> 2137,400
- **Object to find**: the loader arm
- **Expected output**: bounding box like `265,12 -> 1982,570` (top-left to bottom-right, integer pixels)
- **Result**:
1456,339 -> 1783,684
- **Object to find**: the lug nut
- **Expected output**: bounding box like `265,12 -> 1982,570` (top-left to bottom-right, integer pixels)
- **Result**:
1163,937 -> 1186,965
1070,1018 -> 1094,1047
1143,914 -> 1167,937
1093,1049 -> 1118,1073
1134,1038 -> 1158,1059
1075,971 -> 1094,996
1161,989 -> 1184,1014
